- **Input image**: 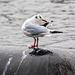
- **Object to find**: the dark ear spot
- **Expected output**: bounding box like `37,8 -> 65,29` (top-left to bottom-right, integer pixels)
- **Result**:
51,20 -> 53,22
39,16 -> 41,18
35,16 -> 38,19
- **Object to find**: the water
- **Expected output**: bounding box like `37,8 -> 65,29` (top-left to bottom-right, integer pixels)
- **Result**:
0,0 -> 75,51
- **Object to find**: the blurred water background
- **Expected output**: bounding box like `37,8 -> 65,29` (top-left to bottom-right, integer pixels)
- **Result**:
0,0 -> 75,51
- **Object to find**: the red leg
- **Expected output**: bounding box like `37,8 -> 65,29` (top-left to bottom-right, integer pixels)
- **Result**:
35,37 -> 39,48
29,37 -> 36,49
34,37 -> 36,47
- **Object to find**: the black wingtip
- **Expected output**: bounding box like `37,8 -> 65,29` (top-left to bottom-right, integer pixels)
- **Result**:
50,31 -> 63,34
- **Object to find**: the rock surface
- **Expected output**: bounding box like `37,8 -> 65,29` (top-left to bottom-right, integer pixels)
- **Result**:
0,46 -> 75,75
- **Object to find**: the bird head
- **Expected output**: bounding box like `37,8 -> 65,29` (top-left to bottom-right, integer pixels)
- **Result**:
30,14 -> 48,25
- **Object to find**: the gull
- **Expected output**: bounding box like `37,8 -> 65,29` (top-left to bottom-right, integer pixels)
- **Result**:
22,14 -> 62,49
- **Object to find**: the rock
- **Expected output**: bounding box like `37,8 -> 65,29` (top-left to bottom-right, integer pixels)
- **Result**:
0,46 -> 75,75
29,48 -> 53,55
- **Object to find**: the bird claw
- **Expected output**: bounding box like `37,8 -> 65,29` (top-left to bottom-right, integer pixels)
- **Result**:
29,45 -> 35,49
29,45 -> 38,49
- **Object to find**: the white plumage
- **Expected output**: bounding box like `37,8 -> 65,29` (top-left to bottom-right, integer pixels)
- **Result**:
22,14 -> 52,49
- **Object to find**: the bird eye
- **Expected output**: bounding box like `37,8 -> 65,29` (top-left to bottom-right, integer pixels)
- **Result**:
39,16 -> 41,18
35,16 -> 38,19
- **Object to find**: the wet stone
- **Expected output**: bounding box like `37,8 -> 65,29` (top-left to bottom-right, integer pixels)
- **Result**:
29,48 -> 53,56
17,48 -> 75,75
0,47 -> 75,75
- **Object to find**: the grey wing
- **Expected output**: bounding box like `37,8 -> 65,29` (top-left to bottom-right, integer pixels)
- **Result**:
24,24 -> 48,35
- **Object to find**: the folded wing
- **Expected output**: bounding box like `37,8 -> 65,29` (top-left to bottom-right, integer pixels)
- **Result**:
24,24 -> 48,35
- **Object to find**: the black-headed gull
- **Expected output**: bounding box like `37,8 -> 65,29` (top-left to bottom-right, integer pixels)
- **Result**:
22,14 -> 62,49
